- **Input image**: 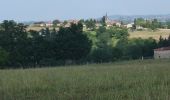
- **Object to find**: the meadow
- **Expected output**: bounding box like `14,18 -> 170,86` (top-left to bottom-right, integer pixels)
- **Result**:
0,59 -> 170,100
129,29 -> 170,40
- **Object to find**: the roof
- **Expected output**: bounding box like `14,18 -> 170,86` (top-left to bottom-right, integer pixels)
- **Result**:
154,46 -> 170,51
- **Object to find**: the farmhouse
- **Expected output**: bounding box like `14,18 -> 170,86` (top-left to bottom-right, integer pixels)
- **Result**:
126,23 -> 134,28
154,47 -> 170,59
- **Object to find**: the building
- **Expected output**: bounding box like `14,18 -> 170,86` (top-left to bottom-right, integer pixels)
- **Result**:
33,21 -> 53,27
104,13 -> 121,27
126,23 -> 134,28
45,22 -> 53,27
136,25 -> 144,30
34,21 -> 46,27
62,19 -> 80,27
154,47 -> 170,59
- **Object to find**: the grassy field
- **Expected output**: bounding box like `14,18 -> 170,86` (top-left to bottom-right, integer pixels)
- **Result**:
0,59 -> 170,100
129,29 -> 170,40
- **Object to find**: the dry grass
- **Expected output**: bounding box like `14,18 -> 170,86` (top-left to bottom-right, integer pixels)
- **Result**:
129,29 -> 170,40
0,59 -> 170,100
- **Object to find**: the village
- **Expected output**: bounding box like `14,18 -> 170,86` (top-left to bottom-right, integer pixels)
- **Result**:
28,14 -> 140,31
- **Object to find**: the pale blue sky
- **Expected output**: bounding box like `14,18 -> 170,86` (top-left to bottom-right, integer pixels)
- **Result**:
0,0 -> 170,21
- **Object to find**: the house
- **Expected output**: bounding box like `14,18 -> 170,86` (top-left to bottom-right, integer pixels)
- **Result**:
34,21 -> 46,27
67,19 -> 79,24
33,21 -> 53,27
126,23 -> 134,28
45,22 -> 53,27
62,19 -> 80,27
154,47 -> 170,59
106,21 -> 121,27
136,25 -> 144,30
116,22 -> 121,27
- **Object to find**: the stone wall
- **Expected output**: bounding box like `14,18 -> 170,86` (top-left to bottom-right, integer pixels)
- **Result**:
154,50 -> 170,59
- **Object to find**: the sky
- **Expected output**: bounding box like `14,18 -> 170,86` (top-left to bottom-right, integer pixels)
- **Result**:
0,0 -> 170,21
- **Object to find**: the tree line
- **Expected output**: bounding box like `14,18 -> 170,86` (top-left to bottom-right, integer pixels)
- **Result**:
0,20 -> 170,69
0,20 -> 91,68
134,18 -> 170,30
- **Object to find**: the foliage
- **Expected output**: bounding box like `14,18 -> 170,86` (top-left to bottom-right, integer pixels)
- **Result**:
0,48 -> 9,67
55,22 -> 92,61
0,20 -> 167,68
134,18 -> 161,30
87,26 -> 127,62
52,20 -> 60,27
158,35 -> 170,47
0,20 -> 91,68
116,38 -> 157,59
85,19 -> 96,30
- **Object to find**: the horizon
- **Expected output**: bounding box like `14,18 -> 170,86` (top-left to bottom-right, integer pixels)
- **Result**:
1,0 -> 170,22
1,13 -> 170,23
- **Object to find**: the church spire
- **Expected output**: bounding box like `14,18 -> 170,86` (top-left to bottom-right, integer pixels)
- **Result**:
106,12 -> 108,18
105,12 -> 108,23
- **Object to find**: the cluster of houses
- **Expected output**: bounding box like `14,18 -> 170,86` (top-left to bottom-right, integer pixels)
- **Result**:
33,21 -> 53,27
31,14 -> 143,30
32,20 -> 81,28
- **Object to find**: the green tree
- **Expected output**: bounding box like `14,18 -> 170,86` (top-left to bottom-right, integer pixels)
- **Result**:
0,48 -> 9,67
55,22 -> 92,62
0,20 -> 28,67
101,16 -> 106,26
85,19 -> 96,30
135,18 -> 146,27
166,21 -> 170,29
53,20 -> 60,27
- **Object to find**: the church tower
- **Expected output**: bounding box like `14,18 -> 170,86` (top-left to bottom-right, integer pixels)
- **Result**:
105,13 -> 109,23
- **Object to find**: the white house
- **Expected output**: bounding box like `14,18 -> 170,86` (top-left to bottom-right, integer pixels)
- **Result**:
45,23 -> 53,27
116,22 -> 121,27
136,25 -> 144,30
126,23 -> 134,28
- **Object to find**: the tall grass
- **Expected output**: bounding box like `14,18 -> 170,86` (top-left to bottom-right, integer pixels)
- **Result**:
0,59 -> 170,100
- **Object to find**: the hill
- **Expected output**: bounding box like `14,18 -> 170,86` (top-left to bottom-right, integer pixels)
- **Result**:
0,59 -> 170,100
108,14 -> 170,23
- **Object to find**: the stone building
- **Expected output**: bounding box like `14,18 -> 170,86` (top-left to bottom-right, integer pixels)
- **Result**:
154,47 -> 170,59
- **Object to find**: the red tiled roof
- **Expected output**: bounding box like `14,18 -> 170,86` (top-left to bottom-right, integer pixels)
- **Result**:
154,46 -> 170,51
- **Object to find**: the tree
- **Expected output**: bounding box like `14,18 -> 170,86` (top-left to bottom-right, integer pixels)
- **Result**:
166,21 -> 170,29
0,20 -> 28,67
150,19 -> 159,30
135,18 -> 145,27
63,20 -> 68,26
53,20 -> 60,27
101,16 -> 106,26
0,48 -> 9,67
55,22 -> 92,62
85,19 -> 96,30
109,26 -> 129,39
